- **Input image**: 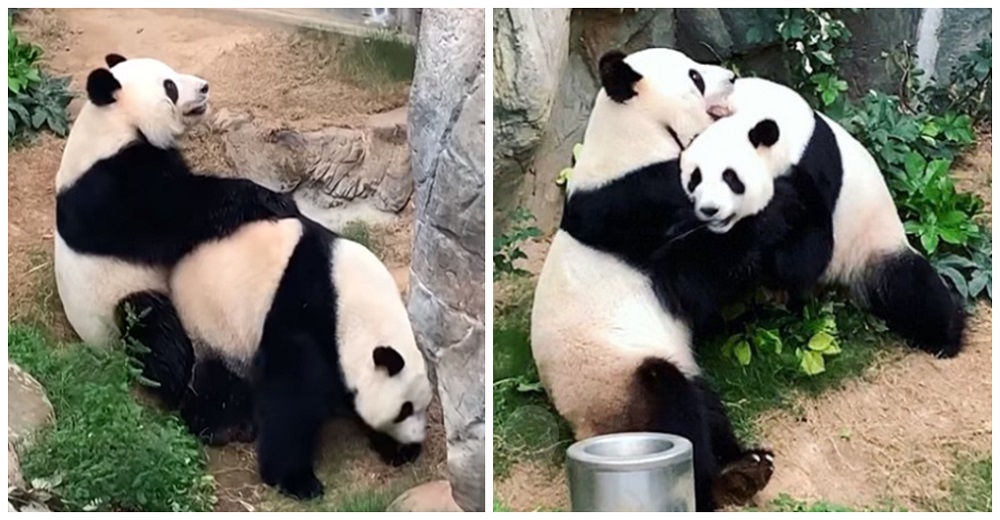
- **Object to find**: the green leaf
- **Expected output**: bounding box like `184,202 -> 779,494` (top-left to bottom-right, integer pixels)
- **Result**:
937,266 -> 968,299
812,50 -> 834,65
800,349 -> 826,376
734,340 -> 752,366
969,271 -> 989,298
920,231 -> 940,254
903,152 -> 926,179
753,328 -> 783,355
808,331 -> 836,352
821,88 -> 837,106
8,109 -> 15,135
721,302 -> 747,322
30,107 -> 47,129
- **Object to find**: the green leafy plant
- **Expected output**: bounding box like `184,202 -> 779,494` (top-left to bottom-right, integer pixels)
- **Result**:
8,16 -> 73,142
493,207 -> 542,281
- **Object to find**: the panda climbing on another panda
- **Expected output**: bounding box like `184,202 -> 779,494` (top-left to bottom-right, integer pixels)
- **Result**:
678,77 -> 966,358
163,217 -> 433,500
54,54 -> 299,406
531,48 -> 775,512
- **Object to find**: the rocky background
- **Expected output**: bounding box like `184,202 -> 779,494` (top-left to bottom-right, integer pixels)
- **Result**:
407,8 -> 487,512
493,8 -> 992,232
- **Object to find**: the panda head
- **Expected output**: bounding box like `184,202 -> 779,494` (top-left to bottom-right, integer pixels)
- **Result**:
83,53 -> 210,149
679,117 -> 781,233
571,48 -> 736,191
356,344 -> 433,447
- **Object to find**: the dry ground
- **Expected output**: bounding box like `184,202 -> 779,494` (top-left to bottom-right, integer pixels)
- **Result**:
494,133 -> 993,511
8,8 -> 441,512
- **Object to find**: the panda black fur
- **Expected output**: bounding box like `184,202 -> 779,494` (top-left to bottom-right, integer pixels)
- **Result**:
531,48 -> 774,512
166,217 -> 432,500
680,77 -> 966,357
54,54 -> 298,407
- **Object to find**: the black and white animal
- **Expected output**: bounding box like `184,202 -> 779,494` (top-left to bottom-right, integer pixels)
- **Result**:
165,217 -> 432,500
679,77 -> 966,357
530,48 -> 774,512
54,54 -> 298,406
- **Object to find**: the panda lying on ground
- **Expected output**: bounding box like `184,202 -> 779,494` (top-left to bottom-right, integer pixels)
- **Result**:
54,54 -> 299,406
531,48 -> 775,512
677,77 -> 966,358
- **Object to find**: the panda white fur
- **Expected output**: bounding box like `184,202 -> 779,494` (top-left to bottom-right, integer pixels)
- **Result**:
679,77 -> 966,357
166,216 -> 432,500
54,54 -> 297,405
530,48 -> 774,512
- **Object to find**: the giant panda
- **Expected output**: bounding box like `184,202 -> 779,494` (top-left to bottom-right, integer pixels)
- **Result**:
54,54 -> 298,406
678,77 -> 966,357
530,48 -> 774,512
165,216 -> 433,500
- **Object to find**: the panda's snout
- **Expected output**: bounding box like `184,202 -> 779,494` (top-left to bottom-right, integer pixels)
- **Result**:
199,82 -> 209,95
698,205 -> 720,218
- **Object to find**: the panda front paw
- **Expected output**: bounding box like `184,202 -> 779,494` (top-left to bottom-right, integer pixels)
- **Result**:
368,429 -> 422,467
270,470 -> 324,501
712,448 -> 775,508
384,442 -> 422,467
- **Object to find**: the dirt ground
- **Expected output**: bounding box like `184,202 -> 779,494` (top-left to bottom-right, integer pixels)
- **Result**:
8,8 -> 443,512
494,134 -> 993,511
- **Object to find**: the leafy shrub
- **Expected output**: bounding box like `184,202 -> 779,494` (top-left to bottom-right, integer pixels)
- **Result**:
8,15 -> 73,142
493,207 -> 542,280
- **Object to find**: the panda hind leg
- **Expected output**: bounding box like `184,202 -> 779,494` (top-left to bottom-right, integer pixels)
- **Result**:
180,358 -> 256,446
255,333 -> 333,500
695,378 -> 775,508
860,250 -> 966,358
116,291 -> 193,409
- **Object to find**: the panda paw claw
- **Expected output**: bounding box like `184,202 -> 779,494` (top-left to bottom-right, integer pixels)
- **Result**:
274,472 -> 324,501
711,448 -> 776,508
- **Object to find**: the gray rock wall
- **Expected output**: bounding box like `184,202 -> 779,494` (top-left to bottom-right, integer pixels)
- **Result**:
407,8 -> 486,513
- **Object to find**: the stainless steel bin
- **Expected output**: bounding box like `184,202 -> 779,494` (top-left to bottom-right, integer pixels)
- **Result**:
566,432 -> 695,512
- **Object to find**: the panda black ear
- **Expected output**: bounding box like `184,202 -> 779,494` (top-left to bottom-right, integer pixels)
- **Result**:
86,68 -> 121,107
373,346 -> 405,377
749,119 -> 780,148
105,53 -> 127,68
599,49 -> 642,103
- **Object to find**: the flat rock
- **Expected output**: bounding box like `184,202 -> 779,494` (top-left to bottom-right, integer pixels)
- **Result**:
387,480 -> 463,512
8,363 -> 54,449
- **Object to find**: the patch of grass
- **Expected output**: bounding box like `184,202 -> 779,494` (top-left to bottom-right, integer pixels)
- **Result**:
493,496 -> 511,512
8,324 -> 213,512
492,279 -> 573,478
336,30 -> 415,86
333,488 -> 399,512
928,456 -> 992,512
339,219 -> 385,258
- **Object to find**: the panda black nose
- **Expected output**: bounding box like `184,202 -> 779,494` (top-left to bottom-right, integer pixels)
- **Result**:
200,83 -> 209,94
728,73 -> 737,84
700,206 -> 719,217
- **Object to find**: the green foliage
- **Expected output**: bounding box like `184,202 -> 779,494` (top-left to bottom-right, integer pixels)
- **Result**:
8,15 -> 73,142
493,207 -> 542,281
920,37 -> 992,124
767,494 -> 856,512
929,456 -> 992,512
8,325 -> 214,512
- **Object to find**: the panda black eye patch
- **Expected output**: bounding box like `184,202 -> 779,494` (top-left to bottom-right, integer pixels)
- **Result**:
688,69 -> 705,95
163,79 -> 178,104
687,168 -> 702,193
723,169 -> 745,194
394,401 -> 414,423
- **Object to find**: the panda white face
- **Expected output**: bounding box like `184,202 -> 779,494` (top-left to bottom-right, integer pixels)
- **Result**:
86,54 -> 210,149
357,345 -> 433,445
680,118 -> 781,233
606,48 -> 736,140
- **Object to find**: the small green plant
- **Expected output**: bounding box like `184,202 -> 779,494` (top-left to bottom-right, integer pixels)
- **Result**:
9,325 -> 214,512
493,208 -> 541,281
555,143 -> 583,187
921,37 -> 992,125
8,15 -> 73,142
337,29 -> 416,86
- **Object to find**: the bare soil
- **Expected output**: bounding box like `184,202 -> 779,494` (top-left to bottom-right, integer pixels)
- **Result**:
9,8 -> 436,512
493,135 -> 993,511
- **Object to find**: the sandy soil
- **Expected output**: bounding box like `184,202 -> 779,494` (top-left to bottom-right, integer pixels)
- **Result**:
493,134 -> 993,511
8,8 -> 436,512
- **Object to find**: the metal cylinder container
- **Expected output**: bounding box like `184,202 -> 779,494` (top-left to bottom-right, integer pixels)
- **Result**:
566,432 -> 695,512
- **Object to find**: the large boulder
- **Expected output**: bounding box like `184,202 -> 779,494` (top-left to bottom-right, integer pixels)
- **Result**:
407,8 -> 486,513
8,362 -> 53,449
